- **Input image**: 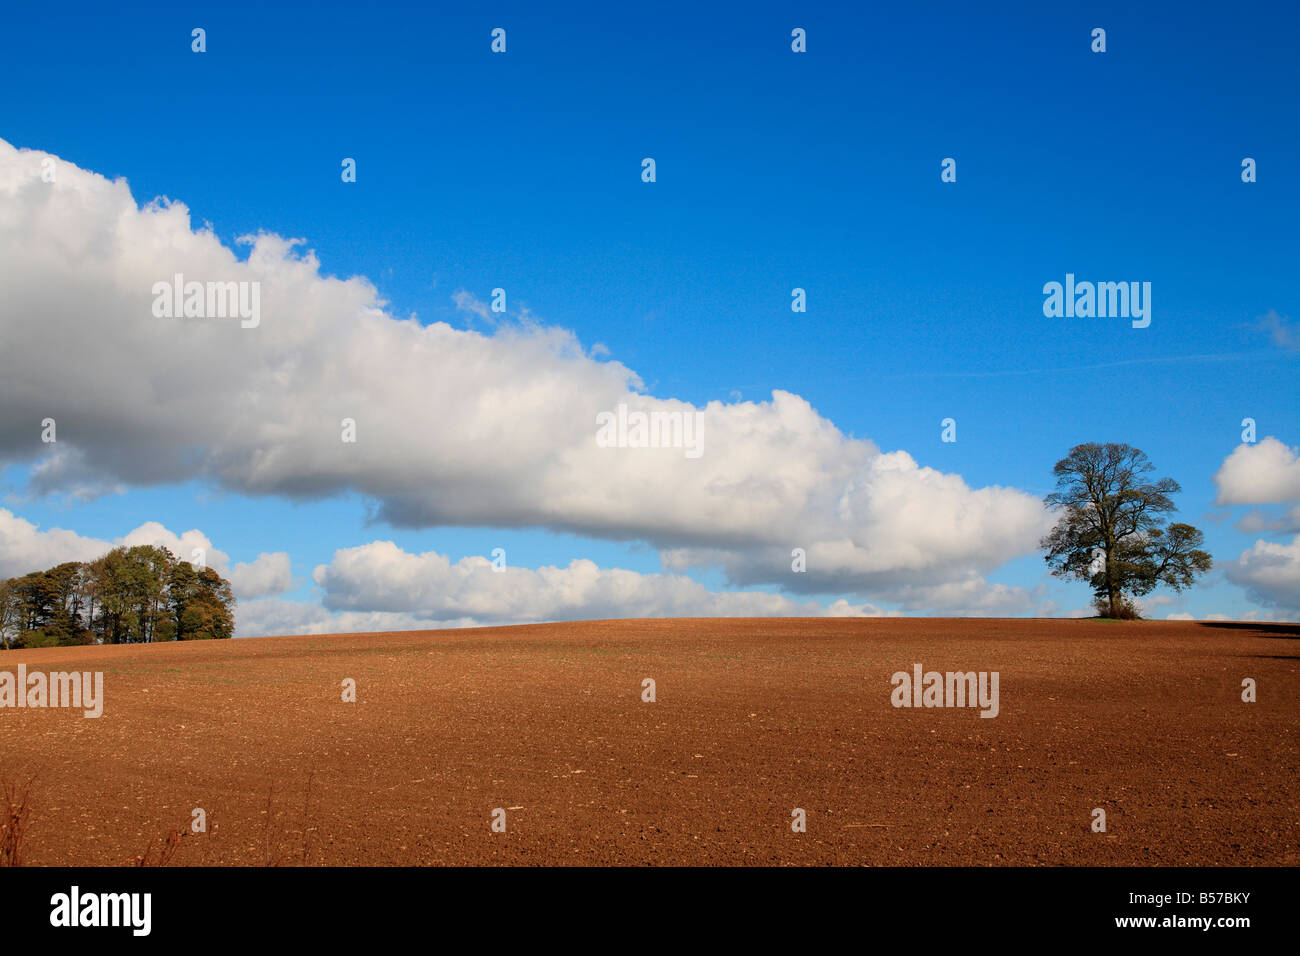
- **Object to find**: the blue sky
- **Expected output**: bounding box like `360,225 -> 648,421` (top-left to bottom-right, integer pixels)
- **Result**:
1,0 -> 1297,631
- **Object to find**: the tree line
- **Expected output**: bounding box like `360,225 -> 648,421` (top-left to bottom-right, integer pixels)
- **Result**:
0,545 -> 235,649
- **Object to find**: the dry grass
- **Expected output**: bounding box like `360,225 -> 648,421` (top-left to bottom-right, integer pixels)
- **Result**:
0,775 -> 37,866
1093,593 -> 1143,619
131,826 -> 184,866
263,771 -> 317,866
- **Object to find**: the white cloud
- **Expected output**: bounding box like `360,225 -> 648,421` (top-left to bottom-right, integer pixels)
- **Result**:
116,521 -> 229,572
0,510 -> 898,635
0,508 -> 228,578
233,597 -> 484,638
660,449 -> 1052,600
857,575 -> 1046,617
227,552 -> 294,599
310,540 -> 878,626
1224,535 -> 1300,614
1212,440 -> 1300,615
0,139 -> 1049,603
1213,438 -> 1300,506
824,599 -> 902,617
0,508 -> 107,577
228,542 -> 908,637
1235,504 -> 1300,535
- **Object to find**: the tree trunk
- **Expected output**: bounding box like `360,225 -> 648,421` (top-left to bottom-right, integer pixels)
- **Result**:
1104,541 -> 1120,617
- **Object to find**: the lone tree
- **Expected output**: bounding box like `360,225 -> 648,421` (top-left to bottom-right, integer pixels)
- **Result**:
1041,443 -> 1211,619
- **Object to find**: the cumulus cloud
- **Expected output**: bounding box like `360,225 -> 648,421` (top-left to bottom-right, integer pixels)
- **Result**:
0,508 -> 229,579
1224,536 -> 1300,614
1214,440 -> 1300,615
227,551 -> 294,599
310,540 -> 898,626
0,508 -> 108,577
232,597 -> 477,638
116,521 -> 229,571
824,599 -> 903,617
224,541 -> 908,637
660,449 -> 1052,601
1213,438 -> 1300,506
4,506 -> 907,637
1235,505 -> 1300,535
0,139 -> 1049,604
850,575 -> 1046,617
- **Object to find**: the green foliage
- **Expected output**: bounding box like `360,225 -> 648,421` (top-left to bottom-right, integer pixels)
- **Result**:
14,630 -> 58,649
0,546 -> 237,647
1041,443 -> 1213,618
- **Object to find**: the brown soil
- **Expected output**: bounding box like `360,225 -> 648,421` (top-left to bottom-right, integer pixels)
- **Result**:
0,617 -> 1295,866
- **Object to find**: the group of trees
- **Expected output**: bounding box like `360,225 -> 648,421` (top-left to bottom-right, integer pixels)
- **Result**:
0,545 -> 235,649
